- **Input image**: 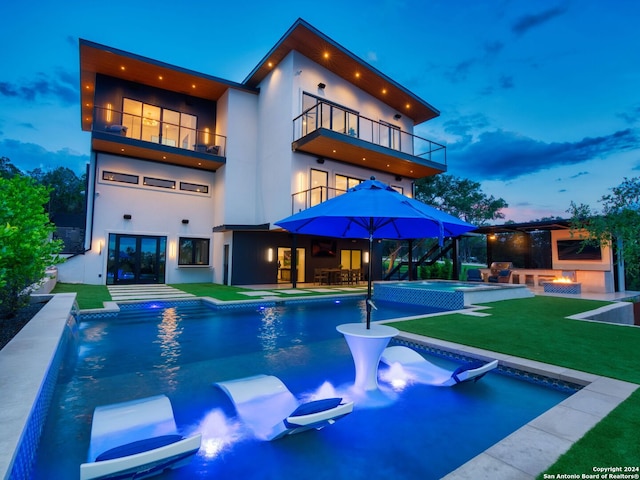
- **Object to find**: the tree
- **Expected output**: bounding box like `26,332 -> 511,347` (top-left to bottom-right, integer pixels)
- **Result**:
29,167 -> 86,215
414,174 -> 509,263
414,175 -> 508,226
567,177 -> 640,289
0,175 -> 63,317
0,156 -> 22,179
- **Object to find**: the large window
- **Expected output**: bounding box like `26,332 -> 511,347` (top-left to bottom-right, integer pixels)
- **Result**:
335,174 -> 362,195
310,169 -> 328,206
178,238 -> 210,265
122,98 -> 197,150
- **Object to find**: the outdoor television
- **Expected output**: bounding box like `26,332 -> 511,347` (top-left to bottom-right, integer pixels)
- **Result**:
556,239 -> 602,261
311,239 -> 337,257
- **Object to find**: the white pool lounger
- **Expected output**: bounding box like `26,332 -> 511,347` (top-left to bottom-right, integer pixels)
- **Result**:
215,374 -> 354,441
380,346 -> 498,387
80,394 -> 201,480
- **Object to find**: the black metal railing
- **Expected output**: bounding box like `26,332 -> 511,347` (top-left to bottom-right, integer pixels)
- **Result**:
93,106 -> 226,156
291,185 -> 348,213
292,101 -> 446,165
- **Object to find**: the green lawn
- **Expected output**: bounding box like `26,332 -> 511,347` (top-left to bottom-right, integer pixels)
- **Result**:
390,296 -> 640,477
51,283 -> 110,309
50,284 -> 639,476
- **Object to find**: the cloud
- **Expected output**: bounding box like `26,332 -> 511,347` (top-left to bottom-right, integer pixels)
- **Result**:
444,59 -> 476,83
443,114 -> 491,138
447,128 -> 639,181
0,68 -> 78,105
617,104 -> 640,124
0,139 -> 88,174
511,6 -> 568,37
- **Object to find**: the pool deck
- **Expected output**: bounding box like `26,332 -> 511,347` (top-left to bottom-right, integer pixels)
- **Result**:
1,287 -> 638,479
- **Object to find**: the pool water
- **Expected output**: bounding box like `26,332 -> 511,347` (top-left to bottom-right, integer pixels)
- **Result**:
33,299 -> 573,479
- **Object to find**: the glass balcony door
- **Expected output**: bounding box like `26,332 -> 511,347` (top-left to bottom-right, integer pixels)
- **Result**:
107,234 -> 166,284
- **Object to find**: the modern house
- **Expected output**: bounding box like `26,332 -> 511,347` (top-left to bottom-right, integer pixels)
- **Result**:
59,18 -> 448,286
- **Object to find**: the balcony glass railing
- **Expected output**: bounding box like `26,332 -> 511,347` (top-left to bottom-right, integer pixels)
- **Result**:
292,101 -> 445,164
93,106 -> 226,156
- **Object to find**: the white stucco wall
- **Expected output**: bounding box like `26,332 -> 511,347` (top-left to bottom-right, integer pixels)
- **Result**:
58,153 -> 217,285
253,50 -> 417,225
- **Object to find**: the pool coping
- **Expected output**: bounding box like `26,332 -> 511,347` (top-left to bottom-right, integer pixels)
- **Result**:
1,294 -> 638,480
382,329 -> 639,479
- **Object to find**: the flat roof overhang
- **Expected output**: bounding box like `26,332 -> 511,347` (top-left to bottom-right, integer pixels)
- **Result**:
244,19 -> 440,125
92,132 -> 225,172
473,219 -> 571,234
292,128 -> 446,179
79,39 -> 257,132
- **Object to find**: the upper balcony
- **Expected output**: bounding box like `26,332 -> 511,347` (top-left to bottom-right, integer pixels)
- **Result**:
90,106 -> 226,172
292,101 -> 446,179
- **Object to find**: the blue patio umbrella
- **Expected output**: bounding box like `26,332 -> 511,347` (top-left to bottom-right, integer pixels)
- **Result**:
275,177 -> 477,329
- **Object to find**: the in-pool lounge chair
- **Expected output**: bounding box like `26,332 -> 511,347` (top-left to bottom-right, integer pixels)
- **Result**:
80,395 -> 201,480
380,346 -> 498,387
215,374 -> 354,441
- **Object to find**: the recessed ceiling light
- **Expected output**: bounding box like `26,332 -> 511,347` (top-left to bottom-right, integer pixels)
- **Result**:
268,61 -> 273,67
382,89 -> 387,94
355,72 -> 360,78
120,66 -> 125,71
323,52 -> 329,59
158,75 -> 163,80
192,84 -> 196,89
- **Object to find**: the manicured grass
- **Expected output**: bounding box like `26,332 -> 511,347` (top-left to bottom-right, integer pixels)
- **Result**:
168,283 -> 259,301
51,283 -> 110,309
390,296 -> 640,477
395,296 -> 638,382
170,283 -> 361,301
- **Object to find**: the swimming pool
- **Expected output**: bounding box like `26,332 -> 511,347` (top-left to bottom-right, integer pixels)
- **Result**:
32,298 -> 575,479
375,280 -> 533,310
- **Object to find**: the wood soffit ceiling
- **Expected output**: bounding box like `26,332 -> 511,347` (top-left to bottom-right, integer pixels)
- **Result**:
80,19 -> 439,131
244,20 -> 440,125
79,40 -> 254,131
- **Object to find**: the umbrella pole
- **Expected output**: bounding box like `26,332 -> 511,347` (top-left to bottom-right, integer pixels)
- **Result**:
366,233 -> 373,329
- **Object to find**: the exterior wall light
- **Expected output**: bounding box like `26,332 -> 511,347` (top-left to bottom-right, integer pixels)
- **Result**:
318,82 -> 326,89
267,248 -> 274,262
394,114 -> 402,120
182,219 -> 189,224
123,214 -> 132,220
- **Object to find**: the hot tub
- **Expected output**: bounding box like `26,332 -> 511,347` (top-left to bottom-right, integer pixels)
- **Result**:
374,280 -> 533,310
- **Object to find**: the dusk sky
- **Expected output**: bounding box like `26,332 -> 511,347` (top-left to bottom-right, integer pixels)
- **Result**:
1,0 -> 638,223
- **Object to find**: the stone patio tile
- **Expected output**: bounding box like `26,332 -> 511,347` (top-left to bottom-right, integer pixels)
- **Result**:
443,453 -> 533,480
484,425 -> 573,477
529,404 -> 601,442
560,388 -> 630,418
583,377 -> 639,399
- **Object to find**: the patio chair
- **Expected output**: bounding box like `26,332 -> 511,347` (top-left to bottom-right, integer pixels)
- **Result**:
215,374 -> 353,441
80,394 -> 201,480
380,346 -> 498,387
487,262 -> 513,283
466,269 -> 483,282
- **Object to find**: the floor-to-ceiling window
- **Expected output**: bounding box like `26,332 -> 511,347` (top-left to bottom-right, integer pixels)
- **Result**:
310,169 -> 328,206
335,174 -> 363,196
121,98 -> 197,151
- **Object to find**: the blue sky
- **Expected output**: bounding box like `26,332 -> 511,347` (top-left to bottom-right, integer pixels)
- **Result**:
1,0 -> 638,222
